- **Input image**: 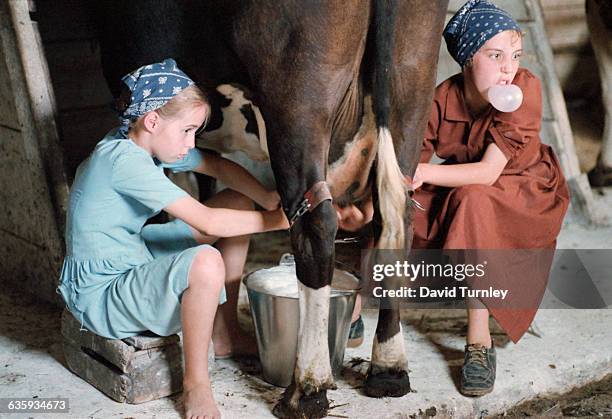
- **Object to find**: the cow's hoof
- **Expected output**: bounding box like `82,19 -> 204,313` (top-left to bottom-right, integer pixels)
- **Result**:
588,163 -> 612,187
364,368 -> 411,398
272,382 -> 329,419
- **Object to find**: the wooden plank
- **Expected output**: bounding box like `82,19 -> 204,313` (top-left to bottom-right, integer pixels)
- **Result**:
63,338 -> 183,404
10,0 -> 70,232
543,19 -> 589,53
16,11 -> 71,251
62,310 -> 182,370
508,23 -> 554,119
127,343 -> 183,404
530,2 -> 587,175
540,0 -> 584,9
540,0 -> 589,51
61,310 -> 135,373
124,334 -> 181,351
541,119 -> 559,149
539,1 -> 597,98
63,341 -> 129,403
0,8 -> 20,129
525,1 -> 595,221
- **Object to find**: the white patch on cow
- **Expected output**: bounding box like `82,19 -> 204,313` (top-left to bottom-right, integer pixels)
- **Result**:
328,131 -> 363,172
252,99 -> 269,158
328,95 -> 375,172
197,84 -> 269,161
371,325 -> 408,371
326,97 -> 377,200
294,283 -> 334,392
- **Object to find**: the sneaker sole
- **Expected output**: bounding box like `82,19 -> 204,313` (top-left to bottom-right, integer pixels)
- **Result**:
347,336 -> 364,348
460,385 -> 494,397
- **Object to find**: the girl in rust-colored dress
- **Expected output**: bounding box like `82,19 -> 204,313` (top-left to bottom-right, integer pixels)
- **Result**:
410,0 -> 570,396
335,0 -> 570,397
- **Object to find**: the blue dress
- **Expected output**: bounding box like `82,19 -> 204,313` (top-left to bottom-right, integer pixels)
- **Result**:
58,128 -> 226,339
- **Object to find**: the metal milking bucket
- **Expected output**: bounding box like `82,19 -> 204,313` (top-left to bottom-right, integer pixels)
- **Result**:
243,254 -> 359,387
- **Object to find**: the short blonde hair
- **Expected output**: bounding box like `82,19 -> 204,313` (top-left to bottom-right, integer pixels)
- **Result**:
129,84 -> 210,131
157,85 -> 211,125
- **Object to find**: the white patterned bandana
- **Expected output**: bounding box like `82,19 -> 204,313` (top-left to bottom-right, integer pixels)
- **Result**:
117,58 -> 194,131
443,0 -> 521,67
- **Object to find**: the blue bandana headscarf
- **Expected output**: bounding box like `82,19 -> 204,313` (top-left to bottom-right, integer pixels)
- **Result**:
443,0 -> 522,67
117,58 -> 194,132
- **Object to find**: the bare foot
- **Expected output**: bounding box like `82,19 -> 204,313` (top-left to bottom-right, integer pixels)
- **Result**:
214,331 -> 259,359
183,381 -> 220,419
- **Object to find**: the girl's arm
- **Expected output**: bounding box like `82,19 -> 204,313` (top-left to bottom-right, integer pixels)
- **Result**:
164,195 -> 288,237
193,151 -> 280,210
415,143 -> 508,188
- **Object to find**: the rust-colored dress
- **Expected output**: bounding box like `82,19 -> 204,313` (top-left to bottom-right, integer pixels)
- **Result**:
413,68 -> 570,343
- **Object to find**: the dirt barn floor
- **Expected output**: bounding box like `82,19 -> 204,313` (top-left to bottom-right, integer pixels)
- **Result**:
1,103 -> 611,418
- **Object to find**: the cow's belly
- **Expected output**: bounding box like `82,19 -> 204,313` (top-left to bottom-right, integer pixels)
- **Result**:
200,84 -> 376,204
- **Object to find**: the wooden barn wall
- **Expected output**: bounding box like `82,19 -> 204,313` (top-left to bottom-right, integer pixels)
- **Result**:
540,0 -> 600,100
0,0 -> 65,304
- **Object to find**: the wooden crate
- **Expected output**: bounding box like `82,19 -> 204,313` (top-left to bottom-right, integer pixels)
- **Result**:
61,310 -> 184,404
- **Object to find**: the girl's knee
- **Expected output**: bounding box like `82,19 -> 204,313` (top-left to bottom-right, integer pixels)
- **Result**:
189,247 -> 225,289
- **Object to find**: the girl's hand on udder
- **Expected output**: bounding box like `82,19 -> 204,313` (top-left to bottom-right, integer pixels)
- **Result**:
336,204 -> 368,232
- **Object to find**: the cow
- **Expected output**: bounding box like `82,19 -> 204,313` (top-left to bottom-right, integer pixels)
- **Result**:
90,1 -> 449,417
586,0 -> 612,187
201,84 -> 269,162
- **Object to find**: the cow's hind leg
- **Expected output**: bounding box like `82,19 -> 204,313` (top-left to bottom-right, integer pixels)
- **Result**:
363,0 -> 447,398
364,199 -> 412,398
363,189 -> 415,398
366,308 -> 411,397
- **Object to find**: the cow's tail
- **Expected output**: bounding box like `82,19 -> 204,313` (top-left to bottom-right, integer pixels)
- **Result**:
373,0 -> 406,250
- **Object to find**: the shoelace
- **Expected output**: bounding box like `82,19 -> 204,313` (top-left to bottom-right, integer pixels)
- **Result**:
466,346 -> 488,368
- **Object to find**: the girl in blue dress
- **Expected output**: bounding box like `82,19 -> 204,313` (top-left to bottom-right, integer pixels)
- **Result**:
58,59 -> 288,418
